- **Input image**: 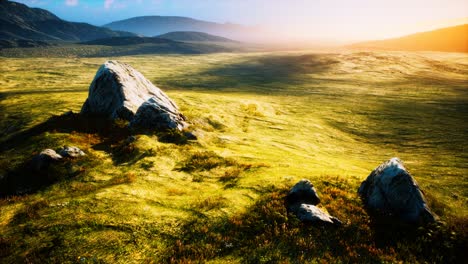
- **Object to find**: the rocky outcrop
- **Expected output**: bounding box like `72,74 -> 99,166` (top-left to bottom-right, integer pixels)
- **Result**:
58,146 -> 86,158
31,149 -> 62,172
81,60 -> 186,131
358,158 -> 437,224
286,179 -> 342,226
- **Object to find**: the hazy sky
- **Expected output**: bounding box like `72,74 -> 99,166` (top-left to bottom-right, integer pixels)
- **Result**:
14,0 -> 468,41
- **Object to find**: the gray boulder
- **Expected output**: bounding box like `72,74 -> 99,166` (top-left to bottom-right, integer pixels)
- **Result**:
358,157 -> 437,223
58,146 -> 86,158
286,179 -> 341,226
296,204 -> 343,225
130,97 -> 187,131
81,61 -> 185,126
31,149 -> 62,172
286,179 -> 320,211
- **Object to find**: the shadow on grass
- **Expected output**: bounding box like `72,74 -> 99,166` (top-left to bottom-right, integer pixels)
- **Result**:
0,112 -> 196,197
325,95 -> 468,156
160,186 -> 467,263
0,112 -> 130,152
0,156 -> 91,198
162,54 -> 340,94
0,113 -> 129,196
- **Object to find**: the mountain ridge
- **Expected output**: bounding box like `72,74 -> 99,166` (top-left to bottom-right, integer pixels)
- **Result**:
103,15 -> 257,41
156,31 -> 237,42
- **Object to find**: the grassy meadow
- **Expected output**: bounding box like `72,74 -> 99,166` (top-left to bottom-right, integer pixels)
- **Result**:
0,51 -> 467,263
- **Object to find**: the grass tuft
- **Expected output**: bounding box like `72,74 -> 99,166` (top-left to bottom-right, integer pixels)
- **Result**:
176,151 -> 238,172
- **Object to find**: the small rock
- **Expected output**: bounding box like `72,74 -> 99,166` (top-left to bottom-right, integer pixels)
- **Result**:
31,149 -> 62,172
58,146 -> 86,158
286,179 -> 320,209
286,179 -> 341,226
358,157 -> 437,224
130,97 -> 187,131
297,204 -> 343,226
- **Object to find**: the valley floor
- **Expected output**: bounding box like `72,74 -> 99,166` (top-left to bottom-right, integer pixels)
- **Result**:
0,51 -> 467,263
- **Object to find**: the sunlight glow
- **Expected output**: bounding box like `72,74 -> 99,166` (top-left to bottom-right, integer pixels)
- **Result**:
13,0 -> 468,43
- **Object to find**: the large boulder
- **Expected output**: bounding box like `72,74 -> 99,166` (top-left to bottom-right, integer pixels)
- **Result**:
358,158 -> 437,224
81,60 -> 185,130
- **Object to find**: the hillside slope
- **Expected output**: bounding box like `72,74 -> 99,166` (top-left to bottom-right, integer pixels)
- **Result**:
349,24 -> 468,52
81,36 -> 176,46
156,31 -> 237,42
0,0 -> 136,43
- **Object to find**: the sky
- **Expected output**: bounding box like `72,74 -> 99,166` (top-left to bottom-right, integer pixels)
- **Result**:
14,0 -> 468,42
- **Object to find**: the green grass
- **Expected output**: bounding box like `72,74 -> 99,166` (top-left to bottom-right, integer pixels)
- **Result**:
0,51 -> 467,263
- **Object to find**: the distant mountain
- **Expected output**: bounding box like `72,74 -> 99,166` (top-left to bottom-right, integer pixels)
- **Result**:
104,16 -> 257,41
81,36 -> 176,46
0,0 -> 136,44
349,24 -> 468,53
156,31 -> 236,42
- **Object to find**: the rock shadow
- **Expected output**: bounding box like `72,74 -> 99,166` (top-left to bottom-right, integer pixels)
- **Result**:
0,112 -> 130,197
0,112 -> 130,152
163,54 -> 340,94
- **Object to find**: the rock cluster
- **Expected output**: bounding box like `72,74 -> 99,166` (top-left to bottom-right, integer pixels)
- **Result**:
31,146 -> 85,172
81,60 -> 186,131
286,179 -> 342,226
358,157 -> 437,224
0,146 -> 86,197
286,158 -> 436,227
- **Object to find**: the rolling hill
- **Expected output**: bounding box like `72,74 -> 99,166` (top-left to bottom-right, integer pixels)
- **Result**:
156,31 -> 237,42
0,0 -> 136,45
0,37 -> 235,57
104,16 -> 257,41
349,24 -> 468,53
